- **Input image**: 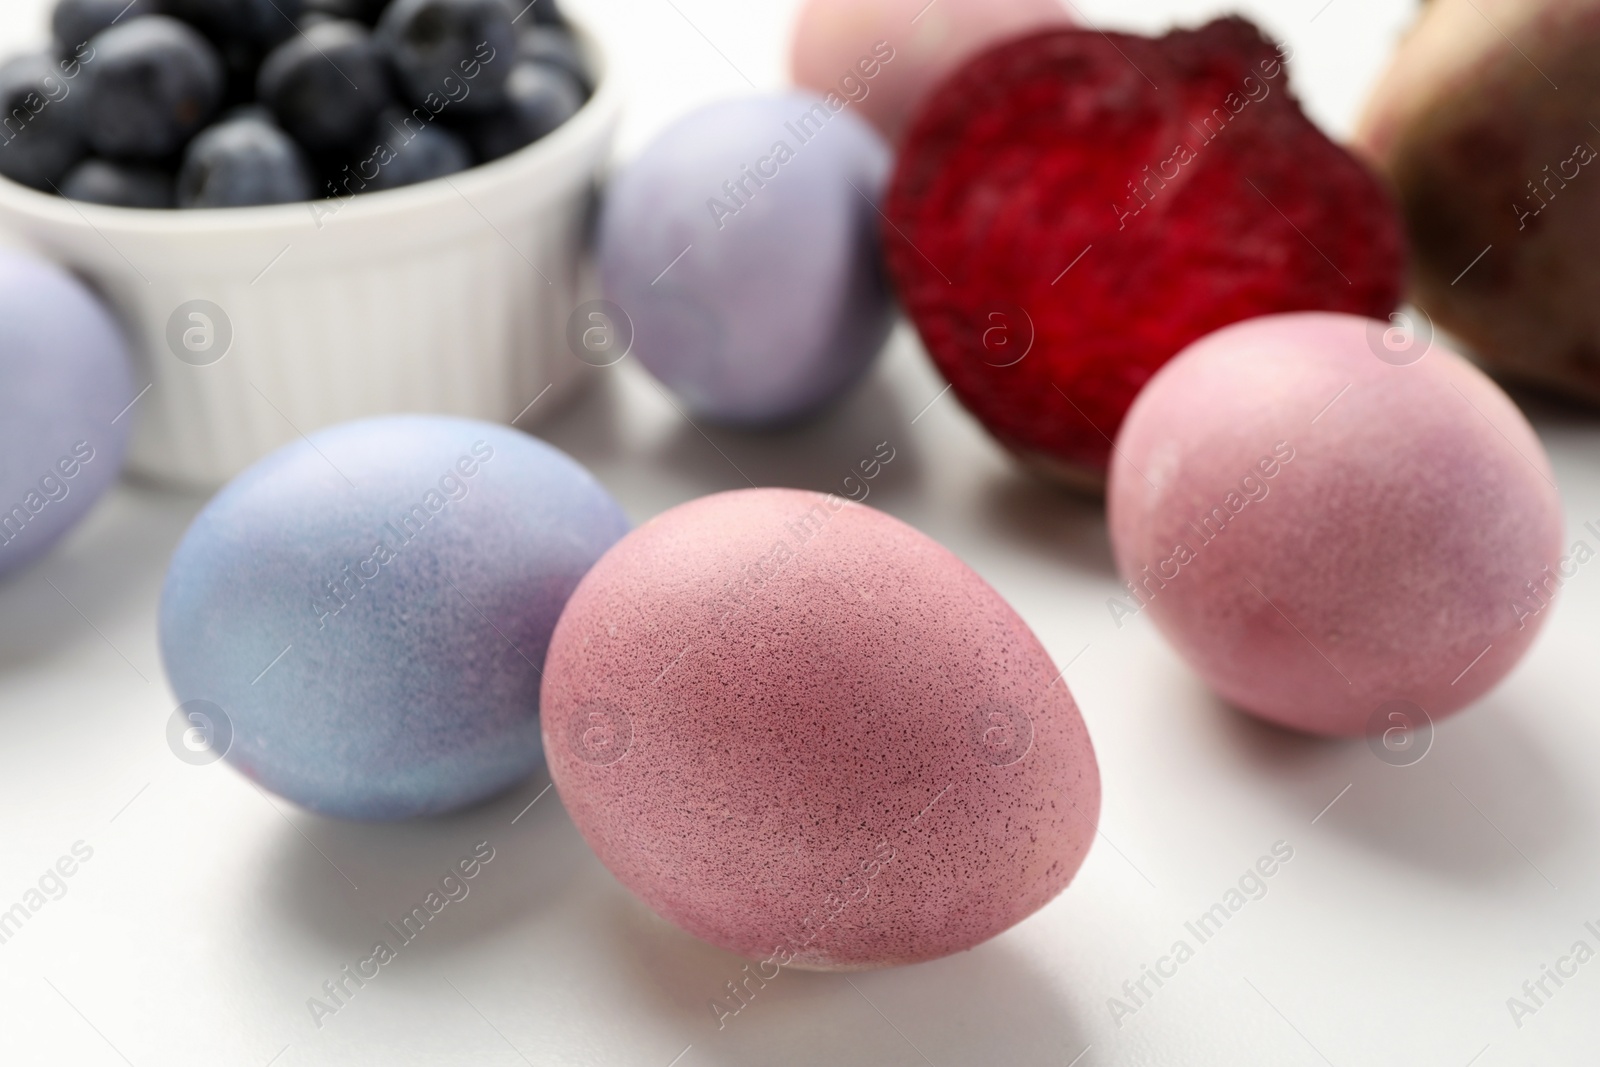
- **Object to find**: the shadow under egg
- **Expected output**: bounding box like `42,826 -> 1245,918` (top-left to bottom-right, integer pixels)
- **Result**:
1207,688 -> 1582,889
254,773 -> 590,953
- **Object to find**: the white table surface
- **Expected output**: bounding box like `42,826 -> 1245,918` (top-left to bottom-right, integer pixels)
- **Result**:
4,1 -> 1597,1064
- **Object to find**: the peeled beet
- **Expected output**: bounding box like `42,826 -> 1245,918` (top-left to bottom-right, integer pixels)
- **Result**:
1355,0 -> 1600,403
884,17 -> 1406,490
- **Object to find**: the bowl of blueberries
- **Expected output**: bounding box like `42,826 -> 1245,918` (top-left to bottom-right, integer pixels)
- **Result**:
0,0 -> 620,486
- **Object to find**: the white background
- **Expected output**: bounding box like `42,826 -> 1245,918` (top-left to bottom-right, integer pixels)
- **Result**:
3,1 -> 1597,1065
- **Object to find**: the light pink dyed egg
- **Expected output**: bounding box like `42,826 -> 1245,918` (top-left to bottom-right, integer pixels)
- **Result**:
1107,312 -> 1564,738
542,488 -> 1100,969
788,0 -> 1074,143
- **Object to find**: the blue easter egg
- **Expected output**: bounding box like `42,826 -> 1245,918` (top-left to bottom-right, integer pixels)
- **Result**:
598,92 -> 894,425
0,248 -> 133,579
158,415 -> 630,820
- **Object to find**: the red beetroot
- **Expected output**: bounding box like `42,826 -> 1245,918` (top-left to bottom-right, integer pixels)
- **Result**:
1355,0 -> 1600,404
883,17 -> 1406,490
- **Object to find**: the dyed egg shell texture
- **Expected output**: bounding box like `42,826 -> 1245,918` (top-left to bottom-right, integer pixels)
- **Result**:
598,93 -> 894,425
542,488 -> 1101,969
0,248 -> 134,579
1107,313 -> 1563,737
788,0 -> 1075,143
160,415 -> 630,820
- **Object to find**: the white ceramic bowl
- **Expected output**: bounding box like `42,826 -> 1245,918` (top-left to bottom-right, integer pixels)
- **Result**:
0,20 -> 622,488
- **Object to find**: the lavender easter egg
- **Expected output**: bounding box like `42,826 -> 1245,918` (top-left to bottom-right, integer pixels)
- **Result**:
1107,312 -> 1563,738
0,248 -> 133,579
789,0 -> 1074,143
159,416 -> 629,820
542,488 -> 1100,969
597,94 -> 893,426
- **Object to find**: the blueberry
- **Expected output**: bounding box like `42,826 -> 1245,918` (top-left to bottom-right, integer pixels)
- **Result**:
304,0 -> 390,24
84,17 -> 224,160
215,39 -> 265,110
60,158 -> 175,206
509,0 -> 566,28
177,114 -> 313,205
164,0 -> 305,49
295,10 -> 340,31
462,60 -> 579,161
361,107 -> 472,190
515,26 -> 587,91
258,20 -> 391,153
0,52 -> 87,190
52,0 -> 163,56
221,102 -> 273,123
376,0 -> 516,116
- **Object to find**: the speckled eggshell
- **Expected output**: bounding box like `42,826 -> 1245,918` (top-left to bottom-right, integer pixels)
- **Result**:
597,93 -> 894,426
0,248 -> 133,579
542,487 -> 1100,969
159,416 -> 630,821
789,0 -> 1074,143
1107,312 -> 1564,737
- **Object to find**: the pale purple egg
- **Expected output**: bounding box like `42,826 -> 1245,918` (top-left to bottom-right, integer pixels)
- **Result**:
598,93 -> 894,426
0,248 -> 133,579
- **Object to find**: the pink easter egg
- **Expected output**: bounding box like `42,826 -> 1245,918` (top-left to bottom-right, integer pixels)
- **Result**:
542,488 -> 1100,969
1107,312 -> 1564,738
788,0 -> 1074,143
